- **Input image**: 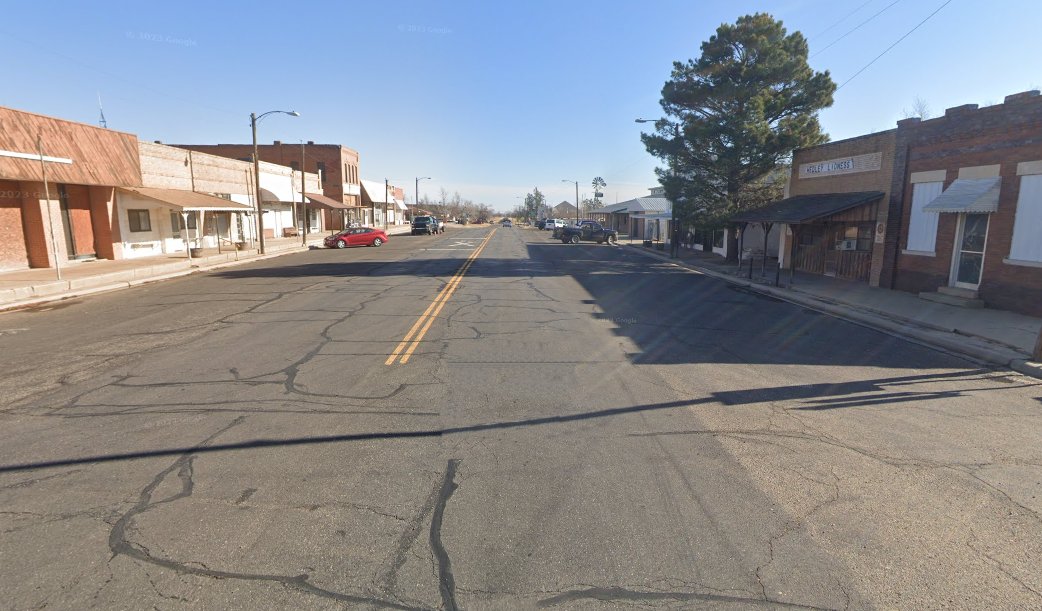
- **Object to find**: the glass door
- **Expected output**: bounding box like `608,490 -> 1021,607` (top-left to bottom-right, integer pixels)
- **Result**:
952,213 -> 990,289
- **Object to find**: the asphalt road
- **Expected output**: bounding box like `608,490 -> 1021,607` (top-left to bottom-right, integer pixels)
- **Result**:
1,226 -> 1041,610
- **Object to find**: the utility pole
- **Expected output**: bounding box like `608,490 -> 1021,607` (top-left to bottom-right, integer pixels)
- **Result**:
384,178 -> 390,230
301,141 -> 307,247
251,113 -> 266,254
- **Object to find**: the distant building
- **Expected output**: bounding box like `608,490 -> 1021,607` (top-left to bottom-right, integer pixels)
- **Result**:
173,142 -> 362,229
552,200 -> 577,219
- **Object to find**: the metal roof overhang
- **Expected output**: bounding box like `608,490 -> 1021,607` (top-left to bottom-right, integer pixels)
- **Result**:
304,192 -> 350,209
119,187 -> 252,212
731,191 -> 884,224
922,178 -> 1001,213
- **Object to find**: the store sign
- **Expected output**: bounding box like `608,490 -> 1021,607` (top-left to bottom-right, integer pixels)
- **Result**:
805,158 -> 854,174
799,152 -> 882,179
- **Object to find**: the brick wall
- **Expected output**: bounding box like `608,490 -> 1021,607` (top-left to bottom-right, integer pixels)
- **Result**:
64,184 -> 96,257
0,181 -> 28,271
785,130 -> 897,285
18,182 -> 56,268
884,91 -> 1042,316
89,186 -> 120,260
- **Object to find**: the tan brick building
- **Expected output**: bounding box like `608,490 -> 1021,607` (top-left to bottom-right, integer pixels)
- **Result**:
172,142 -> 362,229
735,130 -> 897,285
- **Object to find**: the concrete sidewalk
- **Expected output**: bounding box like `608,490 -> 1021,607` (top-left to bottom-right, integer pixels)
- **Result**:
0,225 -> 416,312
626,241 -> 1042,379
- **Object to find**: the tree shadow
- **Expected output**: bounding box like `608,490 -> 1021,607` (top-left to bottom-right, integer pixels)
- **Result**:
2,369 -> 1029,474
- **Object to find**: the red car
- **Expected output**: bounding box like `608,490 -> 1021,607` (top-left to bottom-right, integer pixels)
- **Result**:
324,227 -> 389,248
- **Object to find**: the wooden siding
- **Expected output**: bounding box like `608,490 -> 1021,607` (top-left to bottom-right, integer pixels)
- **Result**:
0,106 -> 141,186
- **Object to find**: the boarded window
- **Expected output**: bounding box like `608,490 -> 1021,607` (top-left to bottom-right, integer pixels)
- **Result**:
128,209 -> 151,232
1010,174 -> 1042,262
906,181 -> 943,252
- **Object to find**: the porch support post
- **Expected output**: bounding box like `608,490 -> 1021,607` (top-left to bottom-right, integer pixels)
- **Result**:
789,225 -> 800,286
762,222 -> 773,276
737,222 -> 745,274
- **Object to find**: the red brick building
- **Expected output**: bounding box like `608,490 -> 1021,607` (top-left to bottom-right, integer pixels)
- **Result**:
172,142 -> 362,229
882,91 -> 1042,316
0,107 -> 141,271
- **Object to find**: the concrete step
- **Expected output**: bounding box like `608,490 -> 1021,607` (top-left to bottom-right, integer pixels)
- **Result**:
919,290 -> 986,308
938,286 -> 980,299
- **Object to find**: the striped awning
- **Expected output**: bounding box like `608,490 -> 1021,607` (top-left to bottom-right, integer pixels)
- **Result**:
922,178 -> 1001,213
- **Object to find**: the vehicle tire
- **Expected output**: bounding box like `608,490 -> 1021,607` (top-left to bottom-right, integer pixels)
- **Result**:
372,238 -> 383,247
336,239 -> 347,249
606,235 -> 617,245
569,235 -> 580,244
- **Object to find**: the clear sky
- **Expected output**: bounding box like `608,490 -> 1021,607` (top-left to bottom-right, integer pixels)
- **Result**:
2,1 -> 1040,211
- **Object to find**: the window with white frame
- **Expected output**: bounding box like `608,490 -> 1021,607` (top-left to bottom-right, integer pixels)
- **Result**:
128,209 -> 151,232
1009,174 -> 1042,262
906,181 -> 943,252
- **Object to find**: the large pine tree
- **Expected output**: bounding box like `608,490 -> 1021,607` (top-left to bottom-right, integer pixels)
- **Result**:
642,13 -> 836,228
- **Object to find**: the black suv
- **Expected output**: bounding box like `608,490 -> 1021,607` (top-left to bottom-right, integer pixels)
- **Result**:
411,216 -> 441,235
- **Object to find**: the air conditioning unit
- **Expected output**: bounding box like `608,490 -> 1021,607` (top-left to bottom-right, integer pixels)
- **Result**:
837,239 -> 858,251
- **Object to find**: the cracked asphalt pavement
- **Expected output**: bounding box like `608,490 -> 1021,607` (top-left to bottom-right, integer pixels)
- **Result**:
1,226 -> 1041,609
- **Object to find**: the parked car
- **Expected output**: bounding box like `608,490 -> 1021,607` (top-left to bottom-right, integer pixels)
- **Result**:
536,218 -> 548,230
545,218 -> 567,231
324,227 -> 389,248
559,221 -> 618,245
412,215 -> 440,235
500,219 -> 513,227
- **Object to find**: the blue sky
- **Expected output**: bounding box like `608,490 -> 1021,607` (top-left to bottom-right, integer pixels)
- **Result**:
2,1 -> 1040,210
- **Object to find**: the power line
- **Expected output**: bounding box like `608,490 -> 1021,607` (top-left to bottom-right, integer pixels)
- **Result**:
811,0 -> 903,58
837,0 -> 954,92
808,0 -> 876,41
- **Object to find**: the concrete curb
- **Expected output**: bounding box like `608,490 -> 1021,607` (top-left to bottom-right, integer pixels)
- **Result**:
625,244 -> 1042,380
0,227 -> 418,313
0,242 -> 321,313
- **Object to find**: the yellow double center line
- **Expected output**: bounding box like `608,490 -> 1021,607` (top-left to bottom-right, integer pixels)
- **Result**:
386,229 -> 497,365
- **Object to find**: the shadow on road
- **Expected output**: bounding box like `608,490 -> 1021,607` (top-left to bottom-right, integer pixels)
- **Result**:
3,369 -> 1031,474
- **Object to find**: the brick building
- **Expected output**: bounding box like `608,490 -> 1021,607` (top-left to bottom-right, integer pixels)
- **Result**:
0,106 -> 140,271
734,130 -> 897,285
882,90 -> 1042,316
172,142 -> 362,229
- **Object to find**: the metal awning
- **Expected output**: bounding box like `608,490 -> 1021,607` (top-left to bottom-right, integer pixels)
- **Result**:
731,191 -> 884,224
394,199 -> 408,211
922,178 -> 1001,213
119,187 -> 252,212
304,192 -> 351,210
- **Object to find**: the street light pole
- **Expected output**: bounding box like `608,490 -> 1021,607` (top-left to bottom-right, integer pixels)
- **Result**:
250,109 -> 299,254
561,179 -> 579,224
636,118 -> 681,258
415,176 -> 431,219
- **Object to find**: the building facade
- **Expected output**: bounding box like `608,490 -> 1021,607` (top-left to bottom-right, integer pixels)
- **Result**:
883,91 -> 1042,316
775,130 -> 898,285
173,142 -> 362,228
0,106 -> 140,271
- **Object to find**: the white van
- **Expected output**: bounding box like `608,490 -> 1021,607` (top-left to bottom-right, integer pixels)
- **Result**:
545,219 -> 567,230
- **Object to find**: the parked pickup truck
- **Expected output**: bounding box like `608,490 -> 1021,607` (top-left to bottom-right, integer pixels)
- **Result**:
559,221 -> 618,245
